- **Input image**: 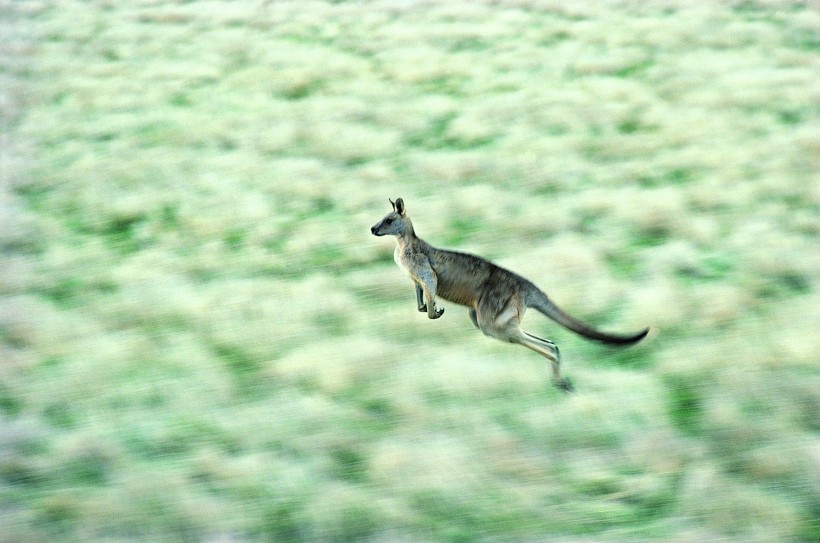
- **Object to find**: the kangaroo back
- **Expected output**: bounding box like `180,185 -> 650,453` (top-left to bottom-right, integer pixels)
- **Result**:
526,289 -> 649,344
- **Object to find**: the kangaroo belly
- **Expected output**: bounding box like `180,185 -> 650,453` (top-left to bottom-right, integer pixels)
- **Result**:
436,279 -> 478,307
428,248 -> 496,307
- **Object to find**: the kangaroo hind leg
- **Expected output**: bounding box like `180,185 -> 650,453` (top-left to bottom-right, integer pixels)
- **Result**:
520,330 -> 574,393
474,294 -> 572,393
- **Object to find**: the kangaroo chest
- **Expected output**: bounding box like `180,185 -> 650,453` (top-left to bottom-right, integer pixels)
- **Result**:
393,244 -> 415,278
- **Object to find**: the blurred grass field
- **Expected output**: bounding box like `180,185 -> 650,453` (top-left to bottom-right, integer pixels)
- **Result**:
2,1 -> 819,541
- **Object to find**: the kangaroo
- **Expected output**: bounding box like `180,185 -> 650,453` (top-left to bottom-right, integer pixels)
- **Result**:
371,197 -> 649,392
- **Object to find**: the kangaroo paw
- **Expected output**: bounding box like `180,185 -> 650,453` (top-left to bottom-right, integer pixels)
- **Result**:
418,304 -> 427,312
429,307 -> 444,319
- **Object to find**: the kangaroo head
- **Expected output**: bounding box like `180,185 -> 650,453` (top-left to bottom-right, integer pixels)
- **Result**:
371,197 -> 412,237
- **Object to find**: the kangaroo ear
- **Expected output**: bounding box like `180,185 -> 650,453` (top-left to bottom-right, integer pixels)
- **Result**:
394,198 -> 405,215
389,198 -> 396,211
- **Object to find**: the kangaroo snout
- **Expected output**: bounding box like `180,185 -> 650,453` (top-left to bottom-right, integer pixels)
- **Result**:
371,222 -> 388,236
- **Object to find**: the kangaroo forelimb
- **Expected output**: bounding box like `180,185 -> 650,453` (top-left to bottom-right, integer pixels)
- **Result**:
415,283 -> 426,312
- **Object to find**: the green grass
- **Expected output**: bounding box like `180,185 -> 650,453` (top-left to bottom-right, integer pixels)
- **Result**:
2,1 -> 818,542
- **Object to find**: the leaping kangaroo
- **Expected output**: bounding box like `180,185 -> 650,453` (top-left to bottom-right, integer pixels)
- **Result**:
371,197 -> 649,392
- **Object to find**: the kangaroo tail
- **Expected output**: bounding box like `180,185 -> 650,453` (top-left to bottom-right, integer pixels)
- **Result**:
527,289 -> 649,345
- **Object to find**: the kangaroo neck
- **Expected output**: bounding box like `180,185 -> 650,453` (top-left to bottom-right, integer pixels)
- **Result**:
395,221 -> 416,244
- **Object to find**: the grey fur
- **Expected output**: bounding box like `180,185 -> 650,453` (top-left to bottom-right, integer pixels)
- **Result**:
371,198 -> 649,392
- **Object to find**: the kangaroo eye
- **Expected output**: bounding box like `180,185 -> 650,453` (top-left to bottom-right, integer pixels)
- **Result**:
384,218 -> 393,224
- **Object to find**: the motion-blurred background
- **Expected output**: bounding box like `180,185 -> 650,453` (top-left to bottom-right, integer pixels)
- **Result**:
1,1 -> 818,541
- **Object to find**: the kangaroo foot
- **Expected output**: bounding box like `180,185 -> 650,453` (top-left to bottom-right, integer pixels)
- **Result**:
554,378 -> 575,394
